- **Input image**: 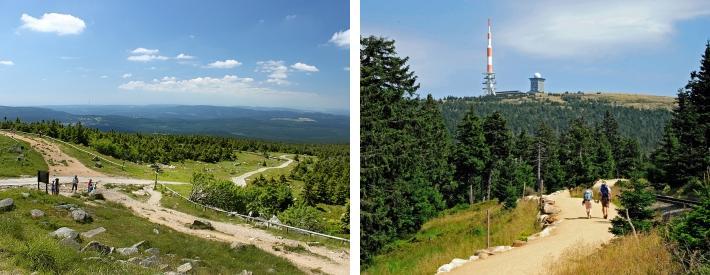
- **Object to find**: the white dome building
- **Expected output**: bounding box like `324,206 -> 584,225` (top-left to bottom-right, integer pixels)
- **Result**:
529,72 -> 545,94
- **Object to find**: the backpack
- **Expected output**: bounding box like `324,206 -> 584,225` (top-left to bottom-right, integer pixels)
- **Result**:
583,190 -> 593,201
600,184 -> 609,197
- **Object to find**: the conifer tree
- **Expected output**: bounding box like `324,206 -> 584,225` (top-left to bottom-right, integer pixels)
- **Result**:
452,107 -> 489,205
610,177 -> 655,236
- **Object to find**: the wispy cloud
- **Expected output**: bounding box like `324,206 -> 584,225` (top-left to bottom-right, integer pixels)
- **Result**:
122,73 -> 132,78
176,53 -> 195,60
127,48 -> 168,62
328,29 -> 350,49
498,0 -> 710,58
285,14 -> 297,21
0,60 -> 14,66
291,62 -> 319,72
256,60 -> 289,85
100,75 -> 108,79
20,13 -> 86,35
205,59 -> 241,69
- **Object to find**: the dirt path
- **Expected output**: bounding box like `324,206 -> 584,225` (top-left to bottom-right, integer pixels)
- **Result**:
231,154 -> 294,186
0,131 -> 348,274
450,180 -> 620,275
1,130 -> 105,177
103,187 -> 349,275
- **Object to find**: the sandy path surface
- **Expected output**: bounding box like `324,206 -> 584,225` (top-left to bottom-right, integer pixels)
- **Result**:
1,131 -> 105,177
0,131 -> 348,274
103,187 -> 349,275
450,180 -> 620,275
231,154 -> 294,186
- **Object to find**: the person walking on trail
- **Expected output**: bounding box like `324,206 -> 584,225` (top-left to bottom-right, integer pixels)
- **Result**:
600,181 -> 612,219
87,179 -> 93,193
72,175 -> 79,193
53,178 -> 60,195
583,188 -> 594,219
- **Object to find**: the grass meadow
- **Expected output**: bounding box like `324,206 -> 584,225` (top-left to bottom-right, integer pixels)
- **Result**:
0,135 -> 48,178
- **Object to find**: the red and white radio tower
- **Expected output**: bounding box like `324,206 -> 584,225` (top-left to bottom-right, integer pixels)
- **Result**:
483,18 -> 496,96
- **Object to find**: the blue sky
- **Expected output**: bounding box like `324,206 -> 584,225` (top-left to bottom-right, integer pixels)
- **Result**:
363,0 -> 710,98
0,1 -> 349,113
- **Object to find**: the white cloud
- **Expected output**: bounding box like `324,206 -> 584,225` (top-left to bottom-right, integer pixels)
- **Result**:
206,59 -> 241,69
328,29 -> 350,48
256,60 -> 289,85
59,56 -> 78,60
100,75 -> 108,79
131,48 -> 159,55
176,53 -> 195,60
498,0 -> 710,58
285,14 -> 297,20
20,13 -> 86,35
291,62 -> 319,72
122,73 -> 132,78
128,54 -> 169,62
0,60 -> 14,66
119,75 -> 257,94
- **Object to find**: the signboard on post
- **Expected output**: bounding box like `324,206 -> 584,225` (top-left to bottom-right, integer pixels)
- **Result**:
37,170 -> 49,191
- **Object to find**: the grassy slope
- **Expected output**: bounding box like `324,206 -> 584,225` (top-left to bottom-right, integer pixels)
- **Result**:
502,93 -> 676,110
55,140 -> 273,182
0,135 -> 48,178
0,188 -> 303,274
365,200 -> 539,275
546,232 -> 680,275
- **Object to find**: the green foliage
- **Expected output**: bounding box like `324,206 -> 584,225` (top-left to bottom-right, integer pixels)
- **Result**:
190,172 -> 293,217
451,108 -> 488,205
669,180 -> 710,258
0,120 -> 347,164
649,41 -> 710,189
0,134 -> 48,178
360,36 -> 447,264
279,203 -> 326,232
610,178 -> 655,236
293,156 -> 349,205
492,157 -> 535,209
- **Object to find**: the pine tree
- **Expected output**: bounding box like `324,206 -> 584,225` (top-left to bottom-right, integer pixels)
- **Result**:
418,94 -> 456,206
560,118 -> 596,187
610,177 -> 655,236
452,107 -> 489,205
601,111 -> 622,177
617,138 -> 641,178
594,129 -> 616,179
534,122 -> 565,192
648,125 -> 681,188
483,111 -> 512,199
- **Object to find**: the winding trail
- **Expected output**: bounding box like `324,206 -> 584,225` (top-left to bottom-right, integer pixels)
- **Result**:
0,131 -> 348,274
231,154 -> 294,186
450,179 -> 621,275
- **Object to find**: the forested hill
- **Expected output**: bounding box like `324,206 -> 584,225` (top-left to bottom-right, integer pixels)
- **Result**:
439,94 -> 673,153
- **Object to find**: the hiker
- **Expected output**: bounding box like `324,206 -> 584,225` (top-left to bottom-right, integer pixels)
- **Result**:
53,178 -> 60,195
72,175 -> 79,192
582,188 -> 593,219
87,179 -> 93,193
600,181 -> 612,219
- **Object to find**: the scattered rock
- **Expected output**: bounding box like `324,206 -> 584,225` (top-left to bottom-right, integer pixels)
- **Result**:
21,192 -> 30,198
475,249 -> 492,256
127,257 -> 143,265
189,219 -> 214,230
487,245 -> 512,254
30,209 -> 45,218
468,255 -> 479,261
145,248 -> 160,255
267,268 -> 276,273
239,270 -> 253,275
116,247 -> 139,256
70,209 -> 93,223
159,264 -> 169,270
81,241 -> 112,254
59,237 -> 81,251
0,198 -> 15,212
437,263 -> 455,273
89,190 -> 104,200
139,255 -> 159,268
177,262 -> 192,273
132,190 -> 147,196
54,203 -> 78,210
450,258 -> 468,268
542,203 -> 560,214
153,228 -> 160,235
81,227 -> 106,239
164,272 -> 178,275
478,252 -> 489,259
513,240 -> 526,247
49,227 -> 79,240
268,215 -> 281,225
131,240 -> 149,250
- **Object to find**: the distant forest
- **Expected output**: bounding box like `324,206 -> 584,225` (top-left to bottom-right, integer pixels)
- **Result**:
439,96 -> 672,153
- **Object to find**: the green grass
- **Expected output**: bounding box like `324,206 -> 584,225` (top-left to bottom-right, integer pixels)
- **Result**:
55,140 -> 274,183
0,134 -> 48,178
0,188 -> 304,274
364,200 -> 540,275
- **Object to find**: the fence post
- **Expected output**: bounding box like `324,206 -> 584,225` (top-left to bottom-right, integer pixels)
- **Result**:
486,209 -> 490,248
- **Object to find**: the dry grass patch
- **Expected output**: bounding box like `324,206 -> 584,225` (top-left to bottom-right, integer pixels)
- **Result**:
365,200 -> 539,275
546,231 -> 681,275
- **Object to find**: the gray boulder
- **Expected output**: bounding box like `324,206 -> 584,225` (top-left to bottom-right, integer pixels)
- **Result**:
239,270 -> 253,275
127,257 -> 143,265
30,209 -> 45,218
542,203 -> 560,214
0,198 -> 15,212
21,192 -> 30,198
59,237 -> 81,251
230,241 -> 247,251
81,227 -> 106,239
116,247 -> 139,256
54,203 -> 78,210
70,209 -> 93,223
81,241 -> 112,254
177,262 -> 192,273
153,228 -> 160,235
131,240 -> 149,250
189,219 -> 214,230
139,255 -> 159,268
145,247 -> 160,255
49,227 -> 79,241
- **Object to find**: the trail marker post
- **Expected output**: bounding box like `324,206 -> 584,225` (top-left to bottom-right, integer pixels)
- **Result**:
37,170 -> 49,192
486,209 -> 490,248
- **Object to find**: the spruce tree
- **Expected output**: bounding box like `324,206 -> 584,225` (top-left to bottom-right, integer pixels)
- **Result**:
617,138 -> 641,178
610,177 -> 655,236
601,111 -> 622,176
560,118 -> 596,187
452,107 -> 489,205
535,122 -> 565,192
483,111 -> 512,199
594,129 -> 616,179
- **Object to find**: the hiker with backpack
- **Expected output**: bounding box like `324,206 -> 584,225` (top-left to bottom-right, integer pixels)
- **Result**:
599,181 -> 612,219
582,187 -> 594,219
